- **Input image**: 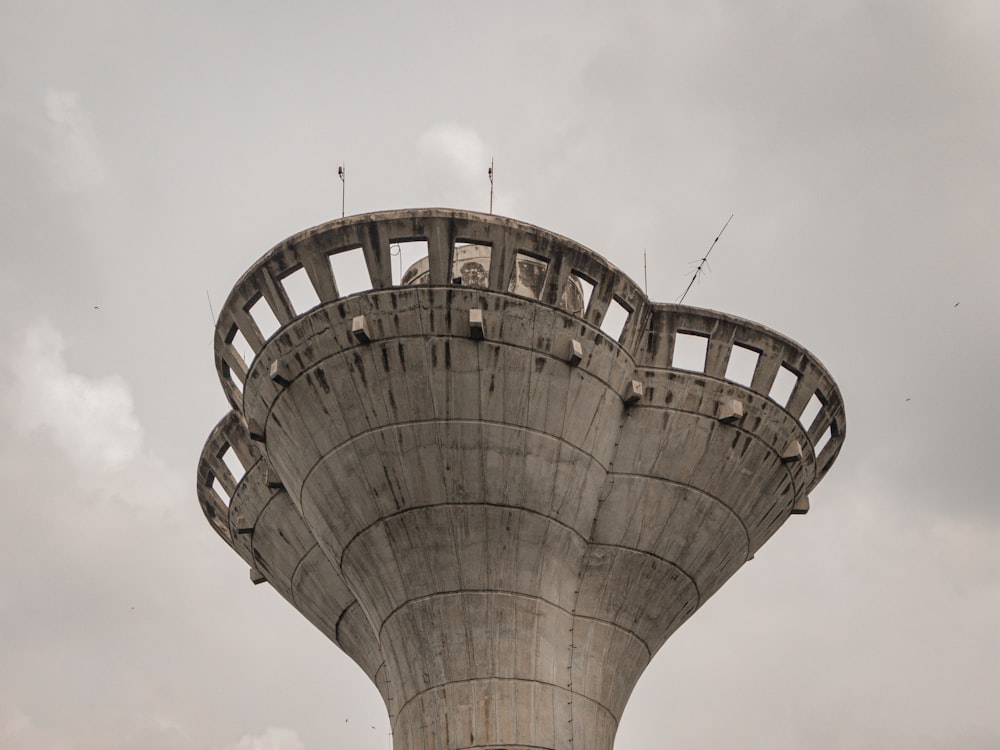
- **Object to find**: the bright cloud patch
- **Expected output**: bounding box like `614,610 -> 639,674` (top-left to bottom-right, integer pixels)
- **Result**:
416,123 -> 491,209
6,320 -> 142,471
222,727 -> 306,750
0,707 -> 68,750
44,89 -> 109,193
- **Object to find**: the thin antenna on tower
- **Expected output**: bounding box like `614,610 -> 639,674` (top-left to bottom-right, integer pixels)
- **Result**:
206,290 -> 215,324
488,159 -> 494,214
678,214 -> 733,305
643,250 -> 648,295
338,164 -> 346,218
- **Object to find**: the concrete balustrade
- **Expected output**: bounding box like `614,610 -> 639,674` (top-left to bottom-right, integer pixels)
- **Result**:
212,210 -> 843,482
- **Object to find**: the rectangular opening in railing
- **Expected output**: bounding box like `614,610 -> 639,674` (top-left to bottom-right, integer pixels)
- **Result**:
328,246 -> 372,297
566,271 -> 595,316
799,392 -> 824,432
390,239 -> 429,286
248,296 -> 281,342
601,297 -> 631,341
814,424 -> 834,457
280,266 -> 321,316
769,364 -> 799,407
209,474 -> 230,507
220,445 -> 246,486
508,251 -> 549,299
228,328 -> 253,370
725,343 -> 760,386
672,331 -> 709,372
452,242 -> 492,288
226,369 -> 243,394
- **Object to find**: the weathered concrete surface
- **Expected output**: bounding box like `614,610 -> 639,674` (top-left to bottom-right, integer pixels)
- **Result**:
197,209 -> 845,750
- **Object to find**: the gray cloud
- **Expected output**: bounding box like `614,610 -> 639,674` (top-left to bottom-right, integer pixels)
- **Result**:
6,320 -> 142,471
43,90 -> 109,193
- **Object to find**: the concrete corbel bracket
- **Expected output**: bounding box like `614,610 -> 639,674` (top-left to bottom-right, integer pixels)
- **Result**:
567,338 -> 583,366
265,466 -> 284,490
352,314 -> 372,343
270,358 -> 293,388
469,308 -> 485,340
249,567 -> 267,585
717,398 -> 744,423
247,418 -> 266,443
791,495 -> 810,515
782,440 -> 803,463
624,379 -> 644,405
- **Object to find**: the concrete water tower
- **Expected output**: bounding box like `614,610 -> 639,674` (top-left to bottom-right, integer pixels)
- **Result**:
197,209 -> 845,750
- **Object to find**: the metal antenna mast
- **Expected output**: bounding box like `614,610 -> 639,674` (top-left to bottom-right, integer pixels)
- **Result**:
678,214 -> 733,304
338,164 -> 346,218
488,159 -> 494,214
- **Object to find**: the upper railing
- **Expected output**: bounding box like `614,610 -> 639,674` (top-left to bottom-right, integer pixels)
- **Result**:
211,208 -> 845,489
212,209 -> 648,409
636,304 -> 846,481
196,410 -> 263,546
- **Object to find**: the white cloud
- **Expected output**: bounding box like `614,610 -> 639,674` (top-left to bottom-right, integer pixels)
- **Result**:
221,727 -> 306,750
416,123 -> 494,210
4,320 -> 142,472
44,89 -> 109,193
0,707 -> 71,750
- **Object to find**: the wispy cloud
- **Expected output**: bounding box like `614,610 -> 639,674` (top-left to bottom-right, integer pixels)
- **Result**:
0,707 -> 71,750
44,89 -> 109,193
4,320 -> 141,472
417,123 -> 500,211
220,727 -> 306,750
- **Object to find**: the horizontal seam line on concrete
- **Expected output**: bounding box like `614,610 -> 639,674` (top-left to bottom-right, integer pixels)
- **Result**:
256,341 -> 810,530
625,396 -> 818,492
375,587 -> 654,663
228,284 -> 635,370
600,471 -> 752,571
287,543 -> 366,649
239,458 -> 750,615
256,489 -> 713,629
228,472 -> 281,574
633,360 -> 842,415
583,542 -> 701,616
285,555 -> 389,683
225,458 -> 267,539
268,371 -> 811,517
392,676 -> 621,733
250,496 -> 316,589
297,423 -> 608,542
253,327 -> 633,447
339,501 -> 589,576
607,402 -> 809,543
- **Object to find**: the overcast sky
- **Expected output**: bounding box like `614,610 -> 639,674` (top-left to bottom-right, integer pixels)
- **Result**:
1,2 -> 997,749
